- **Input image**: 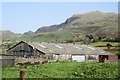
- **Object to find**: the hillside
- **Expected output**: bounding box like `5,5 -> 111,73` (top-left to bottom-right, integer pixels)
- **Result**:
2,11 -> 118,42
35,11 -> 118,36
0,30 -> 21,40
23,30 -> 34,35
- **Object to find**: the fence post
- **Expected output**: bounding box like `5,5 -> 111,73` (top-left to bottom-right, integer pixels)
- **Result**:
20,69 -> 27,80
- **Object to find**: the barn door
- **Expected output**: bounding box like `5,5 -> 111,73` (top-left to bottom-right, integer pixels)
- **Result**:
99,55 -> 108,62
72,55 -> 85,62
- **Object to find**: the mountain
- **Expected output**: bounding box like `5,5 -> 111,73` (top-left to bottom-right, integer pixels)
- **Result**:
1,11 -> 118,42
0,30 -> 21,40
35,11 -> 118,36
23,31 -> 34,35
35,25 -> 60,33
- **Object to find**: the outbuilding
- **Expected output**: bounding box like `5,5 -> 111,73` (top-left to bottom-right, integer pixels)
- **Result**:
7,41 -> 117,62
0,54 -> 15,67
99,55 -> 118,62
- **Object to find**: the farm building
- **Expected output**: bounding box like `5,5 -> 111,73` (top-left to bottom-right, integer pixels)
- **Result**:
0,54 -> 15,67
7,41 -> 118,62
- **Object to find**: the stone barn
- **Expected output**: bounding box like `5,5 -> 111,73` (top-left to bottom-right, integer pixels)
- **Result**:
7,41 -> 45,57
7,41 -> 117,62
0,55 -> 15,67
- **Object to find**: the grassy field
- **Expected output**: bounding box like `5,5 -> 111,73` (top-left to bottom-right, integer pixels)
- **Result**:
89,42 -> 120,55
2,62 -> 119,78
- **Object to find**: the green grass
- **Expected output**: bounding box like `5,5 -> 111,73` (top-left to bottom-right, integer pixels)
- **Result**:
14,30 -> 72,42
2,62 -> 119,78
112,51 -> 120,55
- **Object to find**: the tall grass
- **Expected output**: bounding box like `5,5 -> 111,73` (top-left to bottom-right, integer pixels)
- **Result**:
2,62 -> 119,78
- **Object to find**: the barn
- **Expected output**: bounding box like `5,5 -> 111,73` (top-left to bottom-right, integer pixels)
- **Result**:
7,41 -> 45,57
7,41 -> 117,62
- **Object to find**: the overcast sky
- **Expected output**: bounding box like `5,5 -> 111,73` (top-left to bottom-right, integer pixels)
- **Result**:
1,2 -> 118,33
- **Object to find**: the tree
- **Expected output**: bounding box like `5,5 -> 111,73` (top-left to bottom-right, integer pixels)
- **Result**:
83,35 -> 93,45
106,43 -> 112,49
83,37 -> 91,45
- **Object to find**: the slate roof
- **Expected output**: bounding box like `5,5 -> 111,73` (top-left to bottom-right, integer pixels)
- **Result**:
7,41 -> 113,55
26,41 -> 113,55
